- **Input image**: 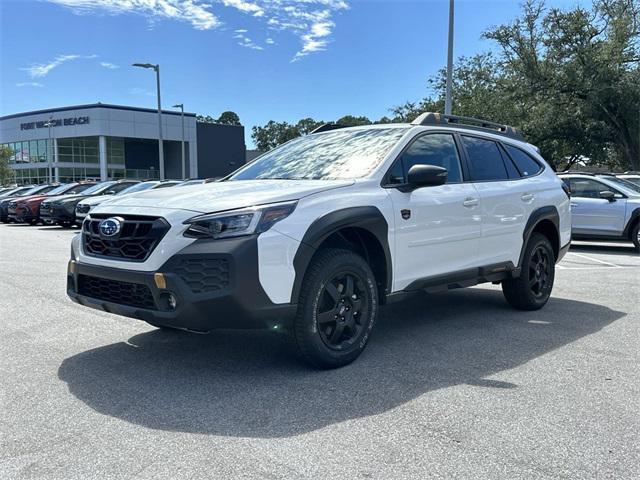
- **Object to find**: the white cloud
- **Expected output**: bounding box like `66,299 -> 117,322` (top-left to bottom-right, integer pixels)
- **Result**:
128,87 -> 155,97
100,61 -> 119,69
45,0 -> 220,30
265,37 -> 275,45
21,54 -> 97,78
234,31 -> 264,50
16,82 -> 44,87
45,1 -> 350,59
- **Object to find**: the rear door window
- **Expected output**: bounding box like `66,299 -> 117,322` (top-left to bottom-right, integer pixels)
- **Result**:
462,136 -> 509,181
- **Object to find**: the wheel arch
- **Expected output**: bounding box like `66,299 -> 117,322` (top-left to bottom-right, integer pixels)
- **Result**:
622,207 -> 640,240
518,206 -> 561,269
291,207 -> 392,304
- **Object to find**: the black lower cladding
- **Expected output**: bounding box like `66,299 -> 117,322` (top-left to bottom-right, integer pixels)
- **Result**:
67,235 -> 296,331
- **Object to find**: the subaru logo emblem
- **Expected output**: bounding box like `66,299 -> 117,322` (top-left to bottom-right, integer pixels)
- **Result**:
99,217 -> 123,237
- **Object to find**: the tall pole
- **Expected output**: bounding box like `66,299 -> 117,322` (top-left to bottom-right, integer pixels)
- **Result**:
173,104 -> 185,179
444,0 -> 455,115
155,65 -> 165,180
47,116 -> 53,183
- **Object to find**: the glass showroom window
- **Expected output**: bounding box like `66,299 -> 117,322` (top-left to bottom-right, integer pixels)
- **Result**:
107,137 -> 125,165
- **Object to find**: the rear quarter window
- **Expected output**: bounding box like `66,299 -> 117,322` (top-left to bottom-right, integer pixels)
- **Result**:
504,144 -> 542,177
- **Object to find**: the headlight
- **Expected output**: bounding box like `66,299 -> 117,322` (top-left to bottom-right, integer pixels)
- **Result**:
183,201 -> 297,239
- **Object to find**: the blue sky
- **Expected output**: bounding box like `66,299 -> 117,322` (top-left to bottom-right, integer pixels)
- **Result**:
1,0 -> 589,147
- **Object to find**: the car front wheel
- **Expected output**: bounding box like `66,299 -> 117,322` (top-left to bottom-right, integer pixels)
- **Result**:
292,248 -> 379,369
502,232 -> 555,310
631,222 -> 640,252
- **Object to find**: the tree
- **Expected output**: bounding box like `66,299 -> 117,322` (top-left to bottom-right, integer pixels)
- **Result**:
252,121 -> 301,151
336,115 -> 372,126
483,0 -> 639,170
217,111 -> 241,126
0,145 -> 14,186
197,111 -> 242,126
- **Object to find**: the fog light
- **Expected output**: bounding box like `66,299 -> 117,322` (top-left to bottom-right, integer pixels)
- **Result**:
68,260 -> 77,275
167,294 -> 177,310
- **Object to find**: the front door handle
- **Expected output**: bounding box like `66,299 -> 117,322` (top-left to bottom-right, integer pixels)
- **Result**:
463,197 -> 479,208
570,202 -> 579,207
521,193 -> 534,202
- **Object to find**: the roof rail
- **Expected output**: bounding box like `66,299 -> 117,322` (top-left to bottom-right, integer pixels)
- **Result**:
310,123 -> 348,134
411,112 -> 525,141
558,171 -> 595,175
624,171 -> 640,175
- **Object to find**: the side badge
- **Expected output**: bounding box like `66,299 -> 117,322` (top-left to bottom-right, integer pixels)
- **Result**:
401,209 -> 411,220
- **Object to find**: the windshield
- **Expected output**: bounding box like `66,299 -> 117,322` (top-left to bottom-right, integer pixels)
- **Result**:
21,185 -> 47,195
604,176 -> 640,194
177,179 -> 204,186
81,181 -> 116,195
623,177 -> 640,187
229,127 -> 408,181
119,182 -> 156,195
46,184 -> 74,195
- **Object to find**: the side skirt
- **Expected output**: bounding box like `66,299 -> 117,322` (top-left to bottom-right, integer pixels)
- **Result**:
401,262 -> 518,294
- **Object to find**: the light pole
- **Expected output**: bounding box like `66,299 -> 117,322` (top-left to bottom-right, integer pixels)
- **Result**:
44,116 -> 54,183
133,62 -> 165,180
173,103 -> 186,179
444,0 -> 455,115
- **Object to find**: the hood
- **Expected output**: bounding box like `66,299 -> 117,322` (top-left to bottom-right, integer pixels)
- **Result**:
96,179 -> 354,214
13,194 -> 49,204
42,194 -> 82,204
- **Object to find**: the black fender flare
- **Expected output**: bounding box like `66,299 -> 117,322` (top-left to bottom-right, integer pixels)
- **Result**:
517,205 -> 561,271
290,206 -> 392,303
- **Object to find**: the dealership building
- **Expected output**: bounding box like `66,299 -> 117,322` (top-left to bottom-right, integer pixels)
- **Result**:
0,103 -> 246,184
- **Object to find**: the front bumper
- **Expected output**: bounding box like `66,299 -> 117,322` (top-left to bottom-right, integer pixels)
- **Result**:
12,205 -> 37,223
67,235 -> 296,331
47,204 -> 76,224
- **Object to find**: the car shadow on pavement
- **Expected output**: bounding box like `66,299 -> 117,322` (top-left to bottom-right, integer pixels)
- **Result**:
58,287 -> 624,438
570,243 -> 638,256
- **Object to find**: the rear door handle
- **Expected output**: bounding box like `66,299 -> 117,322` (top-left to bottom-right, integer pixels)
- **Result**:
521,193 -> 534,202
463,197 -> 479,208
570,202 -> 578,207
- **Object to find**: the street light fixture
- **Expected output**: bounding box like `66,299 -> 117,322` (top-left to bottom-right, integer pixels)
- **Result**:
172,103 -> 186,179
132,62 -> 165,180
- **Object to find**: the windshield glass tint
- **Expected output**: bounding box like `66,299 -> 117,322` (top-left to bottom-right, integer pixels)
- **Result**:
605,176 -> 640,194
46,184 -> 71,195
229,127 -> 409,181
22,186 -> 45,195
81,182 -> 114,195
119,182 -> 155,195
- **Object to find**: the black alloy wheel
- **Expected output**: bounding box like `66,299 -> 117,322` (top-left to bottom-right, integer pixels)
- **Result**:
316,271 -> 370,351
528,245 -> 552,298
292,248 -> 378,368
502,232 -> 555,311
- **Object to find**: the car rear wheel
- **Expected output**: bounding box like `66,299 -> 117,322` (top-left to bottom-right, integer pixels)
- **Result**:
291,248 -> 378,369
502,233 -> 555,310
631,222 -> 640,252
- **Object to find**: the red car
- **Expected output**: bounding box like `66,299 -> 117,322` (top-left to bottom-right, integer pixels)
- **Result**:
9,182 -> 92,225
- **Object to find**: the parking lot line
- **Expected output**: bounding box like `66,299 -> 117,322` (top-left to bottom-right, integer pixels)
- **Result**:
565,252 -> 623,268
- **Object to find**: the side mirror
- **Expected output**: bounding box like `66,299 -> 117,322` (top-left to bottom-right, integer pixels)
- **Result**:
599,190 -> 615,202
405,165 -> 448,190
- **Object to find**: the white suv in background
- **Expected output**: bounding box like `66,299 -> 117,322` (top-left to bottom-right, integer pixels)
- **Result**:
68,113 -> 571,368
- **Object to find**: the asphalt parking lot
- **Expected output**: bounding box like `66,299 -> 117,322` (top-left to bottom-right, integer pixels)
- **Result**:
1,224 -> 639,480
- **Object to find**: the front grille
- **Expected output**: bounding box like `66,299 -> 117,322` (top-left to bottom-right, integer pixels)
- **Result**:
78,274 -> 156,309
82,214 -> 170,262
40,204 -> 52,216
77,204 -> 90,214
173,258 -> 230,293
8,202 -> 17,209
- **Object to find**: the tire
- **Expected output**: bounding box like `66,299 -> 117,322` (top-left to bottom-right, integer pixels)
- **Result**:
631,222 -> 640,252
291,248 -> 379,369
502,232 -> 555,311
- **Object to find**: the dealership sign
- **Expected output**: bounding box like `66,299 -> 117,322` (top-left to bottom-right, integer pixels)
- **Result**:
20,116 -> 90,130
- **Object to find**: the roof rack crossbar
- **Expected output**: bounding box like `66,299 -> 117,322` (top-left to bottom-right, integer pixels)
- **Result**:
411,112 -> 524,141
310,123 -> 349,134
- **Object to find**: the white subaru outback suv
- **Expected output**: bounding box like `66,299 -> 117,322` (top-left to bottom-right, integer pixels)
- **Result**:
68,113 -> 571,368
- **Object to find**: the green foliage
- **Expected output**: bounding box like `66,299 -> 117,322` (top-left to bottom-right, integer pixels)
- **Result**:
197,111 -> 242,126
0,145 -> 15,186
217,111 -> 241,126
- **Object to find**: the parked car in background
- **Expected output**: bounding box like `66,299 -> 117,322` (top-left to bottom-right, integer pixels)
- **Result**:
68,112 -> 571,368
40,182 -> 97,226
559,172 -> 640,251
0,186 -> 32,199
0,185 -> 49,223
41,180 -> 138,228
8,183 -> 86,225
6,184 -> 62,224
619,172 -> 640,187
75,180 -> 181,223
